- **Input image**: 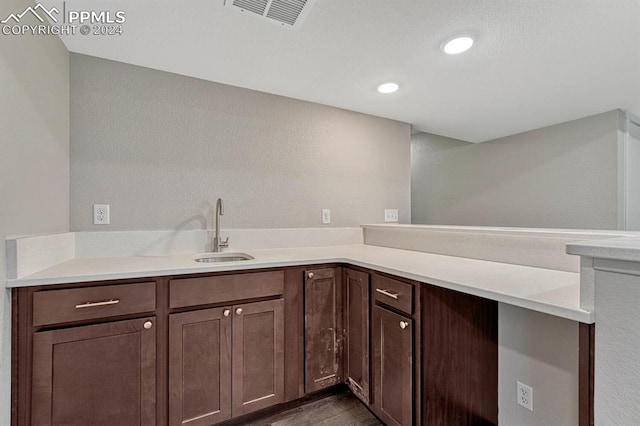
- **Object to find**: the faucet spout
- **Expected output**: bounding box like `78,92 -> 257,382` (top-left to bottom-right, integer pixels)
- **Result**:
213,198 -> 229,252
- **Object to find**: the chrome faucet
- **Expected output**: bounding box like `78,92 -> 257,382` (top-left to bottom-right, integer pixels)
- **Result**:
213,198 -> 229,252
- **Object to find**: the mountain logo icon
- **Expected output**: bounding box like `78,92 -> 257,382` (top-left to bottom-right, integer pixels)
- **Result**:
1,3 -> 59,24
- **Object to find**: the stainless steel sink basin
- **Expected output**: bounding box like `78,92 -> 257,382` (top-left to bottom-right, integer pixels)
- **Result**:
194,253 -> 254,263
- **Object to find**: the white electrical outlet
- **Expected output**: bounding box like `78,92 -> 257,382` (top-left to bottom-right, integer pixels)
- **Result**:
384,209 -> 399,222
93,204 -> 110,225
517,381 -> 533,411
322,209 -> 331,224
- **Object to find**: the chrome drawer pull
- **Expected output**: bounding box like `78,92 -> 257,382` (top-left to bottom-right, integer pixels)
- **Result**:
75,299 -> 120,309
375,289 -> 399,300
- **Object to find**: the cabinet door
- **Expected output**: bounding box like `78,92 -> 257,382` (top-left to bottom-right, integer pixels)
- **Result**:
345,269 -> 370,403
169,308 -> 232,426
31,317 -> 156,426
232,299 -> 285,416
304,268 -> 343,393
372,306 -> 413,426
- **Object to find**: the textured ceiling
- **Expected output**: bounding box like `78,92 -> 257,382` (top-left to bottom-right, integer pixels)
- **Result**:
43,0 -> 640,142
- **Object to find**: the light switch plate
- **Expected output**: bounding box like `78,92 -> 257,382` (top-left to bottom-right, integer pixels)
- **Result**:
384,209 -> 399,222
93,204 -> 110,225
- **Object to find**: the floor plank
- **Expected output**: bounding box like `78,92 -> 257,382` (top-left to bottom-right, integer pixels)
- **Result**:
244,393 -> 382,426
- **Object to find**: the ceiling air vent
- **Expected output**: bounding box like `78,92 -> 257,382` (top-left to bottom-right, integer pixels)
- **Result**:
225,0 -> 316,29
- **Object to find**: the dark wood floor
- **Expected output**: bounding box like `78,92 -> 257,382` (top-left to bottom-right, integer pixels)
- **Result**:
244,393 -> 382,426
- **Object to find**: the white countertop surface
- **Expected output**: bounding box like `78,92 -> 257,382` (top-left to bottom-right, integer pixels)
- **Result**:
6,244 -> 591,323
567,236 -> 640,262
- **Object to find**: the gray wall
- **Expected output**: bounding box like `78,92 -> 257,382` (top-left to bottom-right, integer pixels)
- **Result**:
408,113 -> 618,424
411,110 -> 620,229
70,54 -> 411,231
593,269 -> 640,424
499,304 -> 579,425
625,119 -> 640,230
0,2 -> 70,423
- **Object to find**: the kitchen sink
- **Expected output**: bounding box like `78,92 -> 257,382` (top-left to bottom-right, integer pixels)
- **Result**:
194,253 -> 254,263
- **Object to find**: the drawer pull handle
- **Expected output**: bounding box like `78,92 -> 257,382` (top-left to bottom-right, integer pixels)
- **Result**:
75,299 -> 120,309
307,272 -> 314,279
235,308 -> 243,315
375,289 -> 399,300
400,321 -> 409,330
223,309 -> 231,317
143,321 -> 153,330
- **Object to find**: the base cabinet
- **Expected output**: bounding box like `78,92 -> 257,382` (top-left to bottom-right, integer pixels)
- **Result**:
304,268 -> 343,393
169,300 -> 284,425
372,305 -> 414,426
31,317 -> 157,426
169,308 -> 232,426
231,299 -> 285,416
15,265 -> 501,426
345,269 -> 370,403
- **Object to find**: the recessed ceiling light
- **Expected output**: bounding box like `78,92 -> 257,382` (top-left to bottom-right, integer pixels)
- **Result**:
377,82 -> 399,94
442,36 -> 474,55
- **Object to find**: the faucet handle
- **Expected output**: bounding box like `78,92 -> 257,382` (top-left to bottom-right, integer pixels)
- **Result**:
220,237 -> 229,247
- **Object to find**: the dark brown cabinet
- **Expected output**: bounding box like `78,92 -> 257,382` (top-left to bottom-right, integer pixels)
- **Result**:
372,305 -> 414,426
344,268 -> 370,403
169,299 -> 284,425
421,285 -> 498,425
14,264 -> 502,426
31,317 -> 157,426
231,299 -> 285,416
304,268 -> 343,393
169,308 -> 232,426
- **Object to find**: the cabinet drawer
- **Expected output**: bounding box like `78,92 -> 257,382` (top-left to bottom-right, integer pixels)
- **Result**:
33,282 -> 156,327
373,275 -> 414,315
169,271 -> 284,309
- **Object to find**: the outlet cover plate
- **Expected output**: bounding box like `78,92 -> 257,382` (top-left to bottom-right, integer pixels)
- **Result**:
384,209 -> 399,222
517,381 -> 533,411
93,204 -> 110,225
322,209 -> 331,224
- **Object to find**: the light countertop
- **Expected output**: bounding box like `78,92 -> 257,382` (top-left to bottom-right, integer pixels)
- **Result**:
6,244 -> 591,323
567,236 -> 640,262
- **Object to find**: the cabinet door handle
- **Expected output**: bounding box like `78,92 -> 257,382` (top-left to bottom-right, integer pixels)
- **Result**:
307,272 -> 314,279
349,378 -> 364,393
223,309 -> 231,317
143,321 -> 153,330
75,299 -> 120,309
235,308 -> 243,315
400,321 -> 409,330
375,289 -> 399,300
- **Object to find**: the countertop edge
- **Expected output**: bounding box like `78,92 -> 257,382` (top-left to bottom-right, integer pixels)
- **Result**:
343,259 -> 592,323
6,257 -> 346,287
7,252 -> 592,324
